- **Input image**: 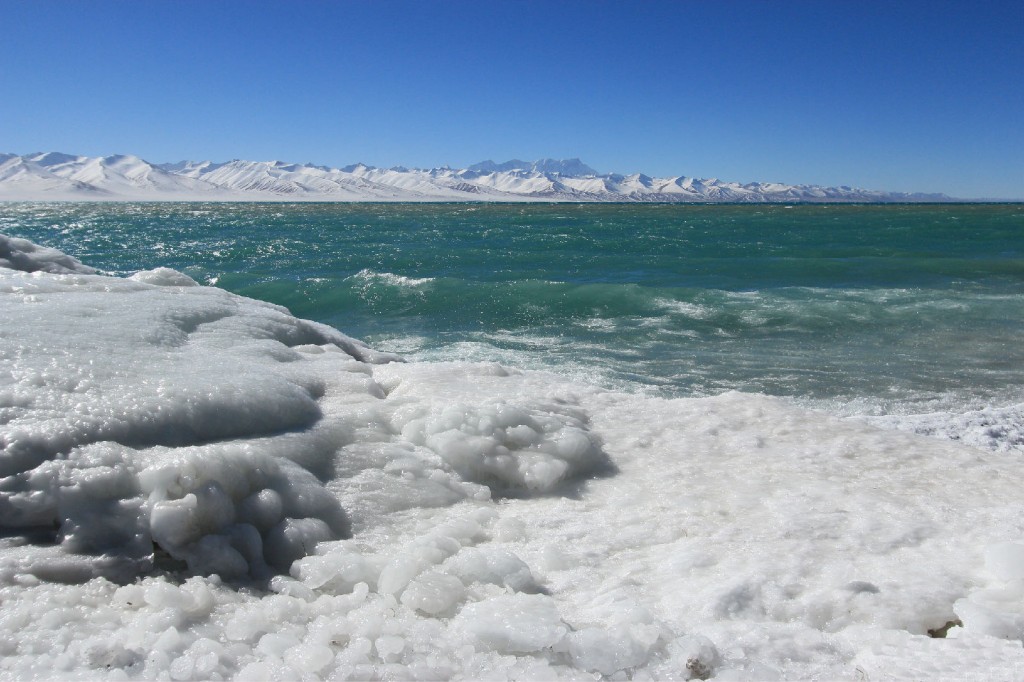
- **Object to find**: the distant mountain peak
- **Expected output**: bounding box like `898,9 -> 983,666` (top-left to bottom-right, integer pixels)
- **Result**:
532,158 -> 599,177
468,158 -> 600,177
28,151 -> 82,167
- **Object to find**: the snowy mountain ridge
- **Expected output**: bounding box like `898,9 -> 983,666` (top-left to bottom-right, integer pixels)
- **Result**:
0,151 -> 951,202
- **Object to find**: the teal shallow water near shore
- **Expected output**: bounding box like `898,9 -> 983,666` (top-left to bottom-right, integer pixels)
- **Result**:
3,202 -> 1023,414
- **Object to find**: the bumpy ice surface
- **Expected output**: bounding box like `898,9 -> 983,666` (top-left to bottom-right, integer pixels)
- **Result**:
2,234 -> 1024,680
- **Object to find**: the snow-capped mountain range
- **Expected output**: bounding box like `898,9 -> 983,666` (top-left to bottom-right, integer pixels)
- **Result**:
0,152 -> 950,202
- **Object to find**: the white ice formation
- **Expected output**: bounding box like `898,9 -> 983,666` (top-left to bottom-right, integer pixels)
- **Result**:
0,152 -> 949,202
3,235 -> 1024,680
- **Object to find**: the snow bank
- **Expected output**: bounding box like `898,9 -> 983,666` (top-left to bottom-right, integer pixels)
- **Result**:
4,235 -> 1024,679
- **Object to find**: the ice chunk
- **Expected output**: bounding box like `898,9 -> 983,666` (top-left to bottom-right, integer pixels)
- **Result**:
443,546 -> 538,592
671,635 -> 720,680
284,643 -> 334,673
129,267 -> 199,287
946,540 -> 1024,638
393,397 -> 606,493
265,517 -> 337,572
955,592 -> 1024,641
291,547 -> 383,594
453,593 -> 568,653
399,571 -> 466,615
568,624 -> 664,676
0,233 -> 98,274
954,541 -> 1024,641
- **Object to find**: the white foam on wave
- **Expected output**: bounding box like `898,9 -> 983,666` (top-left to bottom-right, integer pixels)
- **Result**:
348,269 -> 435,289
652,297 -> 712,319
4,235 -> 1024,679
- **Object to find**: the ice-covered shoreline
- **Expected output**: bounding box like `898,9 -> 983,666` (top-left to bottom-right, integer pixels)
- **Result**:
3,234 -> 1024,680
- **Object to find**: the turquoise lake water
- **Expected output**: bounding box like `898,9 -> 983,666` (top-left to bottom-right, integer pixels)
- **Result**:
3,202 -> 1023,415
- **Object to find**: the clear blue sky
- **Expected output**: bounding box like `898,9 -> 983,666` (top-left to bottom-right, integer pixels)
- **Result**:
2,0 -> 1021,198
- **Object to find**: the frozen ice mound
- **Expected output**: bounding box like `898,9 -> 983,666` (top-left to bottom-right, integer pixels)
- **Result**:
371,361 -> 613,495
0,239 -> 402,580
0,233 -> 98,275
387,391 -> 607,494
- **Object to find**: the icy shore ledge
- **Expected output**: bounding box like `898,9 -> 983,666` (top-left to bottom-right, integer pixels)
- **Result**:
3,234 -> 1024,680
